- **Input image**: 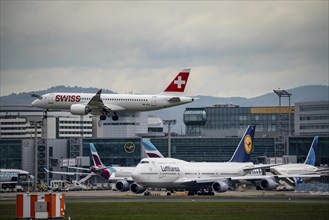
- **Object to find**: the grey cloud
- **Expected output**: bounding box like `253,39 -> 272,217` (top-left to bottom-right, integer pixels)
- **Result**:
0,1 -> 328,97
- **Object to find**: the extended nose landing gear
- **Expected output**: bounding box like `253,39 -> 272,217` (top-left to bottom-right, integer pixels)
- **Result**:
42,110 -> 48,119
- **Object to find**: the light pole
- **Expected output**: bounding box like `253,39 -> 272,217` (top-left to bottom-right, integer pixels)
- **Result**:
273,89 -> 292,158
163,120 -> 176,158
273,89 -> 292,136
29,120 -> 43,191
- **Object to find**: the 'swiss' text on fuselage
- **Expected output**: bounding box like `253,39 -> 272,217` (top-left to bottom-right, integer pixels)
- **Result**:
55,95 -> 81,103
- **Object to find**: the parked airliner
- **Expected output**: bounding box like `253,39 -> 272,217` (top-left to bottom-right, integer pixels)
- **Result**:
131,126 -> 321,195
0,169 -> 30,182
131,125 -> 263,195
243,136 -> 323,190
45,143 -> 134,190
44,142 -> 164,192
31,69 -> 194,121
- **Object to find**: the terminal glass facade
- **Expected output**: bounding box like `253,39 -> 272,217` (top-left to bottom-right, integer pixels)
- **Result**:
294,101 -> 329,136
184,106 -> 294,137
150,137 -> 275,163
82,138 -> 141,166
289,136 -> 329,166
0,139 -> 22,168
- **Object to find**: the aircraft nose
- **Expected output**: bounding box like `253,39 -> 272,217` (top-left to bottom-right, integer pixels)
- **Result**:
131,168 -> 141,182
31,99 -> 39,107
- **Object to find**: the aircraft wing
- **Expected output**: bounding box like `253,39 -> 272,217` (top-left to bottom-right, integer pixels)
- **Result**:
316,167 -> 329,175
44,168 -> 92,176
108,176 -> 134,183
230,174 -> 321,181
173,172 -> 321,186
67,166 -> 90,171
88,89 -> 103,106
103,103 -> 126,111
86,89 -> 107,113
87,89 -> 126,113
173,177 -> 224,185
242,164 -> 282,172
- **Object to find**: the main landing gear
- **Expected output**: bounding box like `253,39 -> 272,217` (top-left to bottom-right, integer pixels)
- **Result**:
99,112 -> 119,121
112,115 -> 119,121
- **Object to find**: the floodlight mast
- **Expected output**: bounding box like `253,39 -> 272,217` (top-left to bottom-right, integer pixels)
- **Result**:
163,120 -> 176,158
273,89 -> 292,161
29,119 -> 43,191
273,89 -> 292,136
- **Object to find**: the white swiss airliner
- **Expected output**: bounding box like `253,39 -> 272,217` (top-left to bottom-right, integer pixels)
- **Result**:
31,69 -> 194,121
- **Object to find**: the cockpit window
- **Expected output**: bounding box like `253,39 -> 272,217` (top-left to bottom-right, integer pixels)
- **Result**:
140,161 -> 149,164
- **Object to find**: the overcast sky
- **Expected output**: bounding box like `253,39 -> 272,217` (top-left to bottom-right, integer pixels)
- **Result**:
1,1 -> 328,98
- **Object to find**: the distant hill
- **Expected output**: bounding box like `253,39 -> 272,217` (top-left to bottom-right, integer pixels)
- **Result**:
0,86 -> 114,105
0,85 -> 328,134
148,85 -> 329,134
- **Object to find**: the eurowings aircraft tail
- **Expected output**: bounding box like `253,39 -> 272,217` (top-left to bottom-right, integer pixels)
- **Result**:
163,69 -> 191,93
89,143 -> 113,179
142,141 -> 164,158
228,125 -> 256,163
90,143 -> 106,168
304,136 -> 318,166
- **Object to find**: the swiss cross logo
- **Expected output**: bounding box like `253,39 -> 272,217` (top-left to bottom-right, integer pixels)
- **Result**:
174,76 -> 186,89
164,70 -> 190,92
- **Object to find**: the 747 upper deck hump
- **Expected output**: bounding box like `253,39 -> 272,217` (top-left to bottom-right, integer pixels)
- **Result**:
31,69 -> 194,121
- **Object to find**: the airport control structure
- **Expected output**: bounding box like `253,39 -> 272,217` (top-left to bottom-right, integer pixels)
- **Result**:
0,100 -> 328,188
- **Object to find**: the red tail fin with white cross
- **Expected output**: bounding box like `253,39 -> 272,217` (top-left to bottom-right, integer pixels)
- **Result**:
164,69 -> 190,93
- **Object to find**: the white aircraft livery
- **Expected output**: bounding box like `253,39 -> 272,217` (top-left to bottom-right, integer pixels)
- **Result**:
243,136 -> 322,190
131,126 -> 321,195
0,169 -> 30,182
31,69 -> 194,121
131,126 -> 263,195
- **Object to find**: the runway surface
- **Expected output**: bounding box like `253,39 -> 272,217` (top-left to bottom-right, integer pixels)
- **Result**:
1,189 -> 329,204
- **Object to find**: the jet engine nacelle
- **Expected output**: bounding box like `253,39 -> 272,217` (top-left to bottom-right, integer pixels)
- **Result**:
70,104 -> 91,115
212,181 -> 229,193
260,178 -> 279,190
130,183 -> 146,194
115,180 -> 130,192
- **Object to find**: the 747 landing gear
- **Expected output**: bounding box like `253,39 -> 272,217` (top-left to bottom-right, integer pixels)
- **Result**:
100,115 -> 107,120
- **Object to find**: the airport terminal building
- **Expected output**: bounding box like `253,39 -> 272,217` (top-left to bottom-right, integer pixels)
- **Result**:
0,101 -> 328,185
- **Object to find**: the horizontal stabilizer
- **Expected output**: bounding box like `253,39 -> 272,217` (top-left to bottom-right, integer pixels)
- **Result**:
167,97 -> 181,103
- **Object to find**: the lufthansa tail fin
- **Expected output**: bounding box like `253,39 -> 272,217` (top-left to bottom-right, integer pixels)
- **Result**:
163,69 -> 190,93
228,125 -> 256,163
304,136 -> 318,166
142,141 -> 164,158
89,143 -> 106,168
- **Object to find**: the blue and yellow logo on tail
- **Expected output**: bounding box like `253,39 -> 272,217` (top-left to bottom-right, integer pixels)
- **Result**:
244,135 -> 252,154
